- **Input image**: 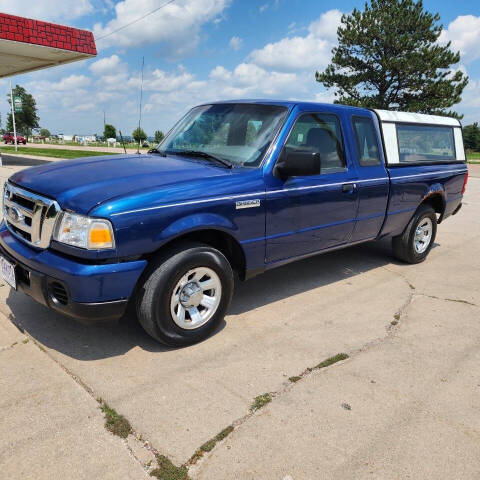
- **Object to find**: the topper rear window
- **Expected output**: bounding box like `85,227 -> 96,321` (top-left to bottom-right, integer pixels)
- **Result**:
396,124 -> 456,163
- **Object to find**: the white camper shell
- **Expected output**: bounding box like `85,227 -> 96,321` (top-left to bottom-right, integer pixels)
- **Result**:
374,110 -> 465,165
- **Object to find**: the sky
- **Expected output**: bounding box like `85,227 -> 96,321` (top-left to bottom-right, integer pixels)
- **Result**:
0,0 -> 479,136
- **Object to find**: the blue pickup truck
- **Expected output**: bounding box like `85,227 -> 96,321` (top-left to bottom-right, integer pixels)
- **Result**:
1,101 -> 468,346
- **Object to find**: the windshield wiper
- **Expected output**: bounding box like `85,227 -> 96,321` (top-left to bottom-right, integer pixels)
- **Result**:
172,150 -> 233,168
147,147 -> 167,157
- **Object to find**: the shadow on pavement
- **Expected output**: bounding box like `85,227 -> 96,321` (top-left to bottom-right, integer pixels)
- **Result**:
1,154 -> 50,167
6,237 -> 415,361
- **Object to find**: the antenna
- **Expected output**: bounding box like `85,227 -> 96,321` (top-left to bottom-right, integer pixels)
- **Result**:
119,130 -> 127,154
136,56 -> 145,154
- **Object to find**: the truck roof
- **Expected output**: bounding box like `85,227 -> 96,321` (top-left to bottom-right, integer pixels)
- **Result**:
209,99 -> 461,126
209,99 -> 371,114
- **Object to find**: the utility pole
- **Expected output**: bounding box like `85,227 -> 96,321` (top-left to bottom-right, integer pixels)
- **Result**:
136,56 -> 145,155
10,79 -> 18,152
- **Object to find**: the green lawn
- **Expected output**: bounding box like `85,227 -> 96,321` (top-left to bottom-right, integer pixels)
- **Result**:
467,152 -> 480,164
0,146 -> 120,160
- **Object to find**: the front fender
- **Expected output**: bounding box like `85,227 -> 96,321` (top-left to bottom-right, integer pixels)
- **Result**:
155,213 -> 238,244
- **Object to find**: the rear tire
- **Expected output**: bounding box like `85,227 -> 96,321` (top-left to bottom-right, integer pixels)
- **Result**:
136,242 -> 234,347
392,204 -> 437,264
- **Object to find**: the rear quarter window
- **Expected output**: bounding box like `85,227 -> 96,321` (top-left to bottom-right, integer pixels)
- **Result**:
397,124 -> 456,163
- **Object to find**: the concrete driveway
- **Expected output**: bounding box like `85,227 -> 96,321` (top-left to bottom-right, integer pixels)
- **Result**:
1,164 -> 479,479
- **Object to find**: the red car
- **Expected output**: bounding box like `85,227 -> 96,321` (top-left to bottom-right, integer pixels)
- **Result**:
3,132 -> 26,145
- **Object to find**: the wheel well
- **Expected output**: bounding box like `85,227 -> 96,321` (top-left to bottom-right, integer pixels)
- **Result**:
421,194 -> 445,218
149,230 -> 247,280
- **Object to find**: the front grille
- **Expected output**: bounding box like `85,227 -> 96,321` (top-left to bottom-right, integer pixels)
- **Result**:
9,223 -> 32,242
11,192 -> 35,211
49,281 -> 69,305
3,183 -> 61,249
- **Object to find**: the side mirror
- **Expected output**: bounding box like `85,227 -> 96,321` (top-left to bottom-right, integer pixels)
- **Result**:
274,147 -> 321,180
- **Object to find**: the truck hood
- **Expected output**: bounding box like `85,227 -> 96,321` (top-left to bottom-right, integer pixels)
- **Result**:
9,154 -> 231,214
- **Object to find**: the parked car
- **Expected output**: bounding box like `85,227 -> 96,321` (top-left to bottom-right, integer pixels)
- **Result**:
3,132 -> 26,144
1,101 -> 468,346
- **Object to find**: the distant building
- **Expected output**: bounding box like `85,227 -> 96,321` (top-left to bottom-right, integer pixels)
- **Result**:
76,135 -> 97,144
58,134 -> 74,142
57,134 -> 97,144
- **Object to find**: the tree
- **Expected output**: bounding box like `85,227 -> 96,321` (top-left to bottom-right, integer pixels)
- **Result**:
154,130 -> 164,143
463,123 -> 480,151
132,127 -> 147,144
6,85 -> 40,136
316,0 -> 468,117
39,128 -> 51,138
104,124 -> 116,139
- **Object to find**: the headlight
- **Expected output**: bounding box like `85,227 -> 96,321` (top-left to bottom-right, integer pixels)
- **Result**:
54,212 -> 115,250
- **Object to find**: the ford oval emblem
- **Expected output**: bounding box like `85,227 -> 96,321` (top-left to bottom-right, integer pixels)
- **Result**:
9,206 -> 24,223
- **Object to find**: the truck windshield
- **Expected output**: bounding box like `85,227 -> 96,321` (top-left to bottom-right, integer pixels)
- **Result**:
159,103 -> 288,167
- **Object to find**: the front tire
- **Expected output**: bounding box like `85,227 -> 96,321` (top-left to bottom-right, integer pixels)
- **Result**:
392,204 -> 437,264
136,242 -> 234,347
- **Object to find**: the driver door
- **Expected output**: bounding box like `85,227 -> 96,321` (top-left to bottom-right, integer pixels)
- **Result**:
266,111 -> 359,263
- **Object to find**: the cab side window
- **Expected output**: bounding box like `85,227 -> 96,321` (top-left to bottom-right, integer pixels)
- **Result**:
352,116 -> 381,166
285,113 -> 346,173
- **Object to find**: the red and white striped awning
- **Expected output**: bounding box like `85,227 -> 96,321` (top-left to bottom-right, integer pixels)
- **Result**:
0,13 -> 96,78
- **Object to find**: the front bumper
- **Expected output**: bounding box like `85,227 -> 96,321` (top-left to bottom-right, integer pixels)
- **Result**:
0,224 -> 147,322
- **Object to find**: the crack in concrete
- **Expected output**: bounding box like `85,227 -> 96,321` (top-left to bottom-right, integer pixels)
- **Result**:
381,266 -> 478,309
0,338 -> 28,353
0,342 -> 17,353
421,295 -> 478,307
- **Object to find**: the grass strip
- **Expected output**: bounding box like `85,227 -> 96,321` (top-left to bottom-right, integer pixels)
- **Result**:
189,425 -> 235,464
150,455 -> 190,480
100,402 -> 132,439
250,393 -> 273,412
313,353 -> 349,370
1,146 -> 119,159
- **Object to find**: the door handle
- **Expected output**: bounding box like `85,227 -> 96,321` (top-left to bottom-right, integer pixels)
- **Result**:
342,183 -> 356,193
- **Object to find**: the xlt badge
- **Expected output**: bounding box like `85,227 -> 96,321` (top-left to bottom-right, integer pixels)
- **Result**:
235,199 -> 261,209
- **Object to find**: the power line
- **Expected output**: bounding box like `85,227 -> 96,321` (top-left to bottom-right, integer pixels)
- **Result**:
95,0 -> 177,41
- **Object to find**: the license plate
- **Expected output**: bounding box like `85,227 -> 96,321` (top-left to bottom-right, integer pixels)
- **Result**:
1,256 -> 17,290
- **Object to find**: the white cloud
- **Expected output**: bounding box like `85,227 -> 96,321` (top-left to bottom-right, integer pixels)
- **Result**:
308,9 -> 342,40
250,36 -> 330,72
139,68 -> 195,92
0,0 -> 93,22
207,63 -> 301,99
440,15 -> 480,63
259,0 -> 281,12
70,102 -> 96,113
457,79 -> 480,123
93,0 -> 231,56
229,36 -> 243,51
313,90 -> 336,104
209,66 -> 232,82
29,74 -> 91,92
89,55 -> 127,75
249,9 -> 342,72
